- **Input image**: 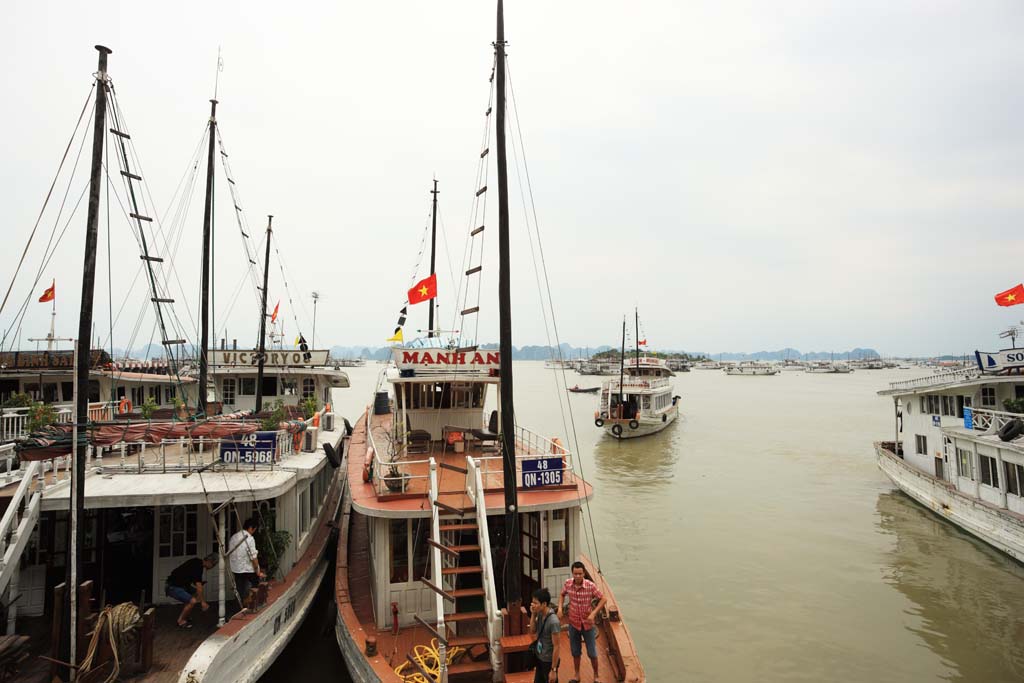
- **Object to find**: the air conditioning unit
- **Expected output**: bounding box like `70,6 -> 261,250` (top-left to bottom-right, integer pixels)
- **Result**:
323,412 -> 335,432
303,426 -> 318,452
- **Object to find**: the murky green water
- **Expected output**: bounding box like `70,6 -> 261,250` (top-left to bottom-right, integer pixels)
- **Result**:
265,363 -> 1024,683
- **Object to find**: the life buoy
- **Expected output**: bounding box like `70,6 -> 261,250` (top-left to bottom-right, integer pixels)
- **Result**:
600,411 -> 608,419
594,418 -> 604,428
611,424 -> 623,437
118,397 -> 132,414
629,419 -> 639,430
998,418 -> 1024,442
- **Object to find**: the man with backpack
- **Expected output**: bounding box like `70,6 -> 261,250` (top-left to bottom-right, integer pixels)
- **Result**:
528,587 -> 561,683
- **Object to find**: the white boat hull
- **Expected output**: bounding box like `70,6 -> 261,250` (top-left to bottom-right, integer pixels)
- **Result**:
603,405 -> 679,439
875,444 -> 1024,563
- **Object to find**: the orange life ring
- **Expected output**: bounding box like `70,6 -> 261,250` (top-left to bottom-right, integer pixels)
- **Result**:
118,397 -> 132,414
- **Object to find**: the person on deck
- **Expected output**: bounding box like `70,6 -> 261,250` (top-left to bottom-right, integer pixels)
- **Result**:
228,518 -> 264,607
528,587 -> 561,683
558,561 -> 608,683
166,554 -> 217,629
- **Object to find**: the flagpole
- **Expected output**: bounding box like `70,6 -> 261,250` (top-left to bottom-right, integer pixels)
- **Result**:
49,288 -> 56,351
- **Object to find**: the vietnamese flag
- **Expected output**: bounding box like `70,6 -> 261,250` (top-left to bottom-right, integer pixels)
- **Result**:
407,273 -> 437,305
270,300 -> 280,322
995,284 -> 1024,307
38,280 -> 55,303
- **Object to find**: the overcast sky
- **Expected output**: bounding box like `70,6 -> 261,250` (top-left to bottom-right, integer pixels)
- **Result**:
2,1 -> 1022,358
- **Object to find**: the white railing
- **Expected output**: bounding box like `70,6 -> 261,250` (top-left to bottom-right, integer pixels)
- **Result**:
0,459 -> 42,596
366,415 -> 430,496
477,425 -> 575,485
427,459 -> 448,678
966,407 -> 1021,434
1,401 -> 112,442
466,456 -> 502,677
604,377 -> 671,391
887,367 -> 980,391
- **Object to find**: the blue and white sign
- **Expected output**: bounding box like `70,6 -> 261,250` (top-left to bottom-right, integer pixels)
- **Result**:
932,415 -> 941,427
521,457 -> 564,488
963,407 -> 973,430
221,431 -> 278,464
975,349 -> 1024,373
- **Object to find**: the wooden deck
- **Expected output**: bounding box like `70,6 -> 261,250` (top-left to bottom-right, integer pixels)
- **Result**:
349,409 -> 593,517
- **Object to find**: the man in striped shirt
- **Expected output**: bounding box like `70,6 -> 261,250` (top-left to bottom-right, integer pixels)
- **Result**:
557,561 -> 607,683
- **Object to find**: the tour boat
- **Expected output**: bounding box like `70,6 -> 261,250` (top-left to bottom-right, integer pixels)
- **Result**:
0,48 -> 349,683
333,4 -> 645,681
723,363 -> 779,376
596,356 -> 680,440
874,344 -> 1024,563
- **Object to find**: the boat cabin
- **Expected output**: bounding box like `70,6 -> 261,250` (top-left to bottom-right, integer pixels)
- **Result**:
208,348 -> 349,414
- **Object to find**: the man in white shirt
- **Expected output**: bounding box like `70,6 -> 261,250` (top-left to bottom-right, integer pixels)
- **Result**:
228,518 -> 264,607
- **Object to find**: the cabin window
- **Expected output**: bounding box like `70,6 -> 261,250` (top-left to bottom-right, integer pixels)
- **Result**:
164,385 -> 176,404
240,378 -> 256,396
222,378 -> 236,406
61,382 -> 73,402
642,395 -> 651,410
1005,462 -> 1024,497
42,383 -> 58,403
981,387 -> 996,408
159,505 -> 198,558
261,377 -> 278,397
915,435 -> 927,455
88,380 -> 100,402
131,387 -> 144,407
302,378 -> 315,400
545,508 -> 570,569
940,396 -> 953,417
148,385 -> 160,403
299,484 -> 311,536
956,448 -> 974,480
979,455 -> 999,487
389,519 -> 409,583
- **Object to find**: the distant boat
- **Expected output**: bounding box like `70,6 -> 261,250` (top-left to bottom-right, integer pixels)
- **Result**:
567,385 -> 600,394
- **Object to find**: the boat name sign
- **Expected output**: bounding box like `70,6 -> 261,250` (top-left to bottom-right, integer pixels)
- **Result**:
212,350 -> 329,367
220,431 -> 278,464
394,350 -> 500,370
521,457 -> 563,488
974,349 -> 1024,373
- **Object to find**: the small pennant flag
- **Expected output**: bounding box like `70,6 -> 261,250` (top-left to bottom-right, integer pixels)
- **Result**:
38,280 -> 55,303
638,339 -> 647,346
295,336 -> 302,346
407,274 -> 437,305
270,300 -> 280,322
387,328 -> 404,343
995,284 -> 1024,307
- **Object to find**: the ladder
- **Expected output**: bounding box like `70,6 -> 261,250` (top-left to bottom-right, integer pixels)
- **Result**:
0,462 -> 43,632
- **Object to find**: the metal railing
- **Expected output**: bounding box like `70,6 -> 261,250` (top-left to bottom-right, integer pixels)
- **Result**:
0,459 -> 43,596
604,377 -> 671,391
1,402 -> 112,442
466,456 -> 503,676
965,407 -> 1020,434
887,367 -> 980,391
366,412 -> 430,496
476,425 -> 574,485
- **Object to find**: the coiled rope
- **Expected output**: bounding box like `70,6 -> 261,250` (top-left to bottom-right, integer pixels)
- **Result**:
79,602 -> 141,683
393,638 -> 465,683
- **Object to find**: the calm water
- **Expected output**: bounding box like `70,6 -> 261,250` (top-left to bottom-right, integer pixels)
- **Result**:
263,362 -> 1024,683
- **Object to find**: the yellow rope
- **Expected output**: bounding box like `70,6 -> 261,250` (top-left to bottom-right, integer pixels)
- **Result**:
393,638 -> 466,683
78,602 -> 141,683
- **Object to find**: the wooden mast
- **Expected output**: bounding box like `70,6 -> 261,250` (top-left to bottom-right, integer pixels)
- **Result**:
64,44 -> 111,679
495,0 -> 521,609
619,317 -> 626,407
255,216 -> 273,413
428,179 -> 438,338
198,98 -> 218,415
635,307 -> 640,369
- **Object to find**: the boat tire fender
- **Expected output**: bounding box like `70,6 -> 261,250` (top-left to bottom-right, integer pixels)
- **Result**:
342,417 -> 354,436
600,411 -> 608,419
611,424 -> 623,437
594,418 -> 604,428
628,419 -> 639,430
323,441 -> 342,468
662,413 -> 667,423
998,418 -> 1024,442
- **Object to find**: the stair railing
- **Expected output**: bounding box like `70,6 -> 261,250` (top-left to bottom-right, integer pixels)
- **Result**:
0,459 -> 43,595
466,456 -> 502,679
428,457 -> 449,682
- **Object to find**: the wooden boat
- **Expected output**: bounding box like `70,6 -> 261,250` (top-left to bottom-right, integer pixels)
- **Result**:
567,386 -> 600,394
333,3 -> 645,681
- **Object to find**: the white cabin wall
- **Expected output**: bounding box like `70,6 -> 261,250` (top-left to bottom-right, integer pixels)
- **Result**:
406,409 -> 484,441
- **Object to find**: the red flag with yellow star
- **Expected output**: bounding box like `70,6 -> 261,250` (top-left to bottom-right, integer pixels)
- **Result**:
407,274 -> 437,305
996,284 -> 1024,307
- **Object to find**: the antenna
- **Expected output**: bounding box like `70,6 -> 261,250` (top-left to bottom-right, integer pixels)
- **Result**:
311,291 -> 320,347
213,46 -> 224,99
999,326 -> 1019,349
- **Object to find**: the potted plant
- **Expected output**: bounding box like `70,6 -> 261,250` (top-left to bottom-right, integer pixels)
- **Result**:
384,462 -> 407,492
140,396 -> 158,421
301,397 -> 319,420
173,397 -> 188,421
26,402 -> 57,433
254,511 -> 292,579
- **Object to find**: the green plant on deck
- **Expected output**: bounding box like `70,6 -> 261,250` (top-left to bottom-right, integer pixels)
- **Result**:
254,511 -> 291,578
300,397 -> 319,420
1003,398 -> 1024,414
2,393 -> 34,410
26,402 -> 57,432
140,397 -> 158,420
260,399 -> 288,431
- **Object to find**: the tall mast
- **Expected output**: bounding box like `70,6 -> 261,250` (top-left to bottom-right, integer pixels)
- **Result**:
635,308 -> 640,368
255,216 -> 273,413
495,0 -> 521,609
619,318 -> 626,407
198,98 -> 218,415
428,179 -> 439,338
65,44 -> 111,678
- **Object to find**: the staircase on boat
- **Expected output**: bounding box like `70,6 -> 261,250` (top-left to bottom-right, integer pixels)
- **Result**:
417,456 -> 502,680
0,460 -> 44,633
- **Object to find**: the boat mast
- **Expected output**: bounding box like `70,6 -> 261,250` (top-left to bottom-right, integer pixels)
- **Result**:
255,216 -> 273,413
428,179 -> 438,339
495,0 -> 521,609
635,307 -> 640,367
619,317 -> 625,407
198,98 -> 218,415
65,44 -> 111,679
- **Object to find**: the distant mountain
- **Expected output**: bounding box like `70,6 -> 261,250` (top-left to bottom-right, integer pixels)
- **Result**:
679,348 -> 881,361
